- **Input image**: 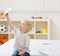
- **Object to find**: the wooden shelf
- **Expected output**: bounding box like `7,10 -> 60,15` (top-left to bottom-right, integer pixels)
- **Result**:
0,14 -> 50,40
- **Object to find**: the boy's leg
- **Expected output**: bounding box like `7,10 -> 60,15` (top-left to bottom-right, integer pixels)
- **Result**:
22,52 -> 30,56
12,51 -> 19,56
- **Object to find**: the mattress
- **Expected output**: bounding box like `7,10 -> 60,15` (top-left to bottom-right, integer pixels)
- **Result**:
0,39 -> 60,56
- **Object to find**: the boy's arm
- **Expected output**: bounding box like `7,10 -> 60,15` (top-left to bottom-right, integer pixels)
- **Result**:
5,13 -> 14,30
18,35 -> 30,55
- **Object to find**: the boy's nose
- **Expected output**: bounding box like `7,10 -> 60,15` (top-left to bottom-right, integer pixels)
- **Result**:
18,25 -> 21,27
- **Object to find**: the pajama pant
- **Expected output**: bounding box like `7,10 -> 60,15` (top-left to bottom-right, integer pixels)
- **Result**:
12,51 -> 30,56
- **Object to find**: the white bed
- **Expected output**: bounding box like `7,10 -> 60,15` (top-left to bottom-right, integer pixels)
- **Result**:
0,39 -> 60,56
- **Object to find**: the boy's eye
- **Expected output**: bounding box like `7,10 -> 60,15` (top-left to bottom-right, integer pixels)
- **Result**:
19,26 -> 21,27
21,23 -> 25,26
21,24 -> 23,26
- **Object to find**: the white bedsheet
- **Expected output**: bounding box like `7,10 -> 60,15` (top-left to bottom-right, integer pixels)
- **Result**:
0,39 -> 60,56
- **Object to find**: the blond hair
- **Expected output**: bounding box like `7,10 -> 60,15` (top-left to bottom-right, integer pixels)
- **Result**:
24,20 -> 32,33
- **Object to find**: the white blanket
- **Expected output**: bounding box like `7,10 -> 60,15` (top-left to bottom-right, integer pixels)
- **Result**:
0,39 -> 60,56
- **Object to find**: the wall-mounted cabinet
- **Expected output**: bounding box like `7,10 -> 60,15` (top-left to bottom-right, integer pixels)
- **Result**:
0,0 -> 60,12
45,0 -> 60,12
0,0 -> 11,11
11,0 -> 44,12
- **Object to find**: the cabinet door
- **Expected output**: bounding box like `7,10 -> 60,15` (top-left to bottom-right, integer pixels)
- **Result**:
12,0 -> 43,12
0,0 -> 11,11
45,0 -> 60,12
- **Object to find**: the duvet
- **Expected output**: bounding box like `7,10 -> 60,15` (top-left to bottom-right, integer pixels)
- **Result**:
0,39 -> 60,56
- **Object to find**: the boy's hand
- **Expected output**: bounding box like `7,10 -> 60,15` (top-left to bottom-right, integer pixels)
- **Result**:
18,47 -> 28,55
4,13 -> 9,19
0,12 -> 9,19
18,51 -> 24,55
0,12 -> 4,18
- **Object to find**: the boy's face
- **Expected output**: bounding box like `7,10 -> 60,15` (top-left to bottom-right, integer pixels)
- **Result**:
18,20 -> 28,33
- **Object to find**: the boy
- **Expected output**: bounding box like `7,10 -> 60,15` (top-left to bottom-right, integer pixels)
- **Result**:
5,14 -> 32,56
